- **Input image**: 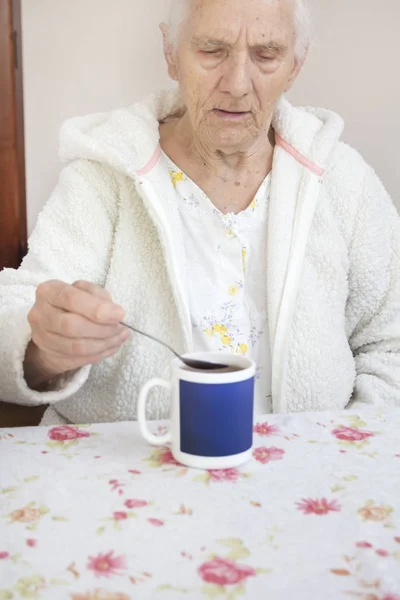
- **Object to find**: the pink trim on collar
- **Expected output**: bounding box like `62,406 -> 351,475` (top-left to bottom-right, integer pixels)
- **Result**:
138,136 -> 325,179
275,133 -> 325,177
137,145 -> 162,176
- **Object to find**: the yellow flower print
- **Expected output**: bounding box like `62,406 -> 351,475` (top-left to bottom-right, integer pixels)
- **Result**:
236,343 -> 248,356
226,228 -> 235,238
228,286 -> 239,296
169,170 -> 184,189
358,502 -> 393,522
71,591 -> 131,600
14,575 -> 45,598
242,248 -> 247,272
213,324 -> 228,334
8,503 -> 49,524
10,507 -> 41,523
249,198 -> 257,210
203,323 -> 232,346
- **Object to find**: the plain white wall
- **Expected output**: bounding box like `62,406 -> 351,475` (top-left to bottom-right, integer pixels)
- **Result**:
21,0 -> 172,233
22,0 -> 399,233
289,0 -> 400,207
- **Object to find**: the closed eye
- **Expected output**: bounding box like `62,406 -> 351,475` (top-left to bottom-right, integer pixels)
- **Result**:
202,49 -> 223,55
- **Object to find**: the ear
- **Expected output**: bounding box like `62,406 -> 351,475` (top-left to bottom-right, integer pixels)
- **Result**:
285,45 -> 308,92
160,23 -> 179,81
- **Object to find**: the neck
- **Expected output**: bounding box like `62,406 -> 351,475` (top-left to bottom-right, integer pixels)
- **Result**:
171,113 -> 274,182
159,112 -> 275,214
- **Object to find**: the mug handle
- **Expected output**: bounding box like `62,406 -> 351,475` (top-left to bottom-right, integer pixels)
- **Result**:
137,378 -> 172,446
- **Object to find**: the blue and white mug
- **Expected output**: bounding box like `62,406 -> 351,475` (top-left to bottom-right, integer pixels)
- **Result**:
137,352 -> 255,470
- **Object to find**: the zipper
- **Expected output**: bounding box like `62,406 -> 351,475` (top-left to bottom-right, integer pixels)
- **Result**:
134,177 -> 193,353
271,171 -> 322,412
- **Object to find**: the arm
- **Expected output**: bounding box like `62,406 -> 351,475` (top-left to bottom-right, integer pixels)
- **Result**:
346,166 -> 400,407
0,159 -> 119,406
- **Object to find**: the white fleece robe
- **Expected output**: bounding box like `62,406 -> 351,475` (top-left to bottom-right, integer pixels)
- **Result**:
0,91 -> 399,425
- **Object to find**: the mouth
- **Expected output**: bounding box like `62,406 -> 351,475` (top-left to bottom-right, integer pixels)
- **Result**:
212,109 -> 251,120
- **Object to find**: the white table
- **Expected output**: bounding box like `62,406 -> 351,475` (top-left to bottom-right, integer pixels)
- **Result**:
1,407 -> 400,599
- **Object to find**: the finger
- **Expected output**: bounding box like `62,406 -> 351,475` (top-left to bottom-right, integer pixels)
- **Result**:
72,281 -> 112,302
86,342 -> 128,365
50,311 -> 123,340
37,339 -> 126,374
44,282 -> 125,324
33,329 -> 130,358
62,338 -> 128,369
30,300 -> 121,340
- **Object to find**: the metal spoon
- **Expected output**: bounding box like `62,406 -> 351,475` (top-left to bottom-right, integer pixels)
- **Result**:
121,322 -> 228,371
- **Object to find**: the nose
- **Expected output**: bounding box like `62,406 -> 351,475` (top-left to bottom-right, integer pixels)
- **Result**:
220,53 -> 253,99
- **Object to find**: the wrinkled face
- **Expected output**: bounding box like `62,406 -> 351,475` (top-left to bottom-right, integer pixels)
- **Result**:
164,0 -> 303,153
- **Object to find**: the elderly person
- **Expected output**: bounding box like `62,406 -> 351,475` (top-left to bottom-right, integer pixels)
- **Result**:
0,0 -> 399,426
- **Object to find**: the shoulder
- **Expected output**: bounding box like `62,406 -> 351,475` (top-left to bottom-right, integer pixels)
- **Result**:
322,141 -> 396,241
325,142 -> 368,196
59,158 -> 119,191
326,141 -> 394,209
40,158 -> 127,229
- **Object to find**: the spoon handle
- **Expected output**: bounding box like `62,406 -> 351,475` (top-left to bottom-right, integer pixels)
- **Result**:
120,322 -> 182,361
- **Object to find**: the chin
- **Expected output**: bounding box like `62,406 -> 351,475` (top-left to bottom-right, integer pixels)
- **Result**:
207,130 -> 256,153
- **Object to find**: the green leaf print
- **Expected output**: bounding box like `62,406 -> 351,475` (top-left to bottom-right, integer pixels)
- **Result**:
201,583 -> 227,597
218,539 -> 250,561
156,584 -> 190,593
342,415 -> 368,429
2,487 -> 18,495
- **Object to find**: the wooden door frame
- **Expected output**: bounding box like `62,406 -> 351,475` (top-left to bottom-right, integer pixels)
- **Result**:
0,1 -> 46,426
0,0 -> 27,271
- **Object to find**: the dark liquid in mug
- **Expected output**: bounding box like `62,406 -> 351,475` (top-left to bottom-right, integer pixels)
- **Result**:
180,365 -> 243,374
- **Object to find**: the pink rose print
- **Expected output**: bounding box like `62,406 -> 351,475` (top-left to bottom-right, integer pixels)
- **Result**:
376,549 -> 389,557
382,596 -> 400,600
26,539 -> 37,548
48,426 -> 90,442
356,541 -> 373,549
253,422 -> 280,437
208,468 -> 240,483
253,446 -> 285,464
113,512 -> 128,521
158,448 -> 179,466
199,557 -> 256,586
332,426 -> 374,442
87,551 -> 127,578
147,518 -> 164,527
109,480 -> 125,495
0,552 -> 9,560
124,499 -> 147,509
296,498 -> 341,515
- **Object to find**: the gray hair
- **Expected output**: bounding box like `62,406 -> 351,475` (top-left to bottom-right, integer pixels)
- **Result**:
167,0 -> 312,61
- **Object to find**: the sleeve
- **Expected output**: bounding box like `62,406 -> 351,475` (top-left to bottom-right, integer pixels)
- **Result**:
346,165 -> 400,408
0,159 -> 119,406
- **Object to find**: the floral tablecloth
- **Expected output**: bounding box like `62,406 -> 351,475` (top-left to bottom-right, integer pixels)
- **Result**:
1,408 -> 400,600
